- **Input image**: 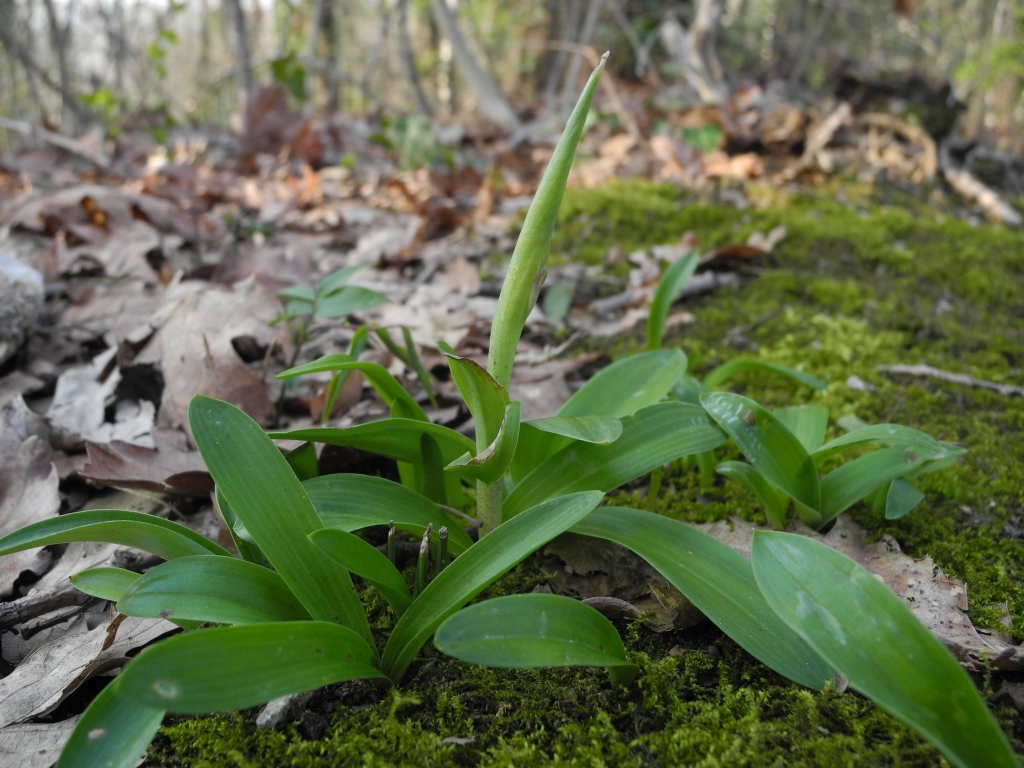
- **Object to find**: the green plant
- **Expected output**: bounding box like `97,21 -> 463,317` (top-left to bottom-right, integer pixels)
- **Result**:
0,55 -> 1016,768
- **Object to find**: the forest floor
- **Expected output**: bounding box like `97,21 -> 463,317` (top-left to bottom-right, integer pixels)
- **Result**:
0,88 -> 1022,766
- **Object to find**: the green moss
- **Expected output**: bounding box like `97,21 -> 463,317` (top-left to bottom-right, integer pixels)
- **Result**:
143,181 -> 1023,766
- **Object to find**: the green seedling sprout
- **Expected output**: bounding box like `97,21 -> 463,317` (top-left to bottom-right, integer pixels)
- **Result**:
0,55 -> 1013,768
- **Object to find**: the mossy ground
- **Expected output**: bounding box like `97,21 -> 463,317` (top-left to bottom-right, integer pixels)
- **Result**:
144,180 -> 1023,766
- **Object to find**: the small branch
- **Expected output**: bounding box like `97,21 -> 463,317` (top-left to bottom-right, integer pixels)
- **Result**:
877,364 -> 1024,398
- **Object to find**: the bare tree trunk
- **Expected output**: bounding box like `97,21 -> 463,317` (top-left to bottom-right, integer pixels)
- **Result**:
322,0 -> 342,113
541,0 -> 578,104
224,0 -> 256,122
788,0 -> 837,87
40,0 -> 75,129
305,0 -> 326,107
427,0 -> 519,129
657,0 -> 727,105
0,11 -> 85,125
398,0 -> 434,116
558,0 -> 603,118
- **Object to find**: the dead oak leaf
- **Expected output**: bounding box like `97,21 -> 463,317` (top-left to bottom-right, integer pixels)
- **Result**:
0,407 -> 59,597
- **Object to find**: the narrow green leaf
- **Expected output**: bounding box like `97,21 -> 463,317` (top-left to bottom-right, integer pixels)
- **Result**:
647,249 -> 698,351
303,474 -> 474,555
0,509 -> 231,560
773,404 -> 830,452
269,419 -> 474,466
504,402 -> 725,519
572,507 -> 833,691
381,491 -> 604,681
817,446 -> 928,526
277,284 -> 316,302
70,567 -> 140,601
542,280 -> 576,323
812,423 -> 963,463
886,477 -> 925,520
117,556 -> 312,624
700,392 -> 822,516
284,441 -> 319,481
55,680 -> 164,768
117,622 -> 386,714
435,594 -> 638,682
702,359 -> 826,391
558,349 -> 687,419
310,529 -> 412,614
314,286 -> 390,319
445,402 -> 521,484
316,264 -> 366,296
488,53 -> 607,390
715,461 -> 789,530
189,397 -> 372,646
216,487 -> 271,567
276,356 -> 427,422
438,339 -> 508,448
751,531 -> 1017,768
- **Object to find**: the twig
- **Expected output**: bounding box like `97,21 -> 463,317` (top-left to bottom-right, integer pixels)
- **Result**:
877,364 -> 1024,398
0,117 -> 111,170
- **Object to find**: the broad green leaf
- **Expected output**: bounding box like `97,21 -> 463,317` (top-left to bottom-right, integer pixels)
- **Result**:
419,432 -> 446,504
715,461 -> 789,529
701,392 -> 822,518
487,53 -> 607,390
316,264 -> 366,296
773,404 -> 830,452
277,355 -> 427,422
303,474 -> 474,555
435,593 -> 638,684
381,491 -> 603,680
702,359 -> 826,391
751,531 -> 1017,768
504,402 -> 725,519
647,249 -> 698,351
55,679 -> 164,768
818,446 -> 928,526
310,528 -> 411,614
269,419 -> 474,466
572,507 -> 833,690
542,280 -> 576,323
672,373 -> 704,405
189,397 -> 372,646
117,556 -> 311,624
812,423 -> 963,463
314,286 -> 390,319
0,509 -> 231,560
886,477 -> 925,520
446,402 -> 521,484
70,567 -> 139,601
558,349 -> 687,419
509,415 -> 623,485
118,622 -> 386,713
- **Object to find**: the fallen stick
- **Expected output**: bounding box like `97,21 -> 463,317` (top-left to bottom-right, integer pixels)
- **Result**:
877,363 -> 1024,397
0,117 -> 111,170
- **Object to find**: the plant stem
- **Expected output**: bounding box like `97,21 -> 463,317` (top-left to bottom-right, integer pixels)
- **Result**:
477,478 -> 504,536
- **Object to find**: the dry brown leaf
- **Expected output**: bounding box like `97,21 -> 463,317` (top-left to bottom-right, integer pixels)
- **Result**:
140,280 -> 288,433
46,349 -> 156,450
692,516 -> 1023,671
79,430 -> 210,496
0,407 -> 59,596
0,612 -> 174,728
0,718 -> 78,768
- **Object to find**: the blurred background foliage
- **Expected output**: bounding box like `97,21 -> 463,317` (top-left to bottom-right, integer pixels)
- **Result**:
0,0 -> 1019,148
